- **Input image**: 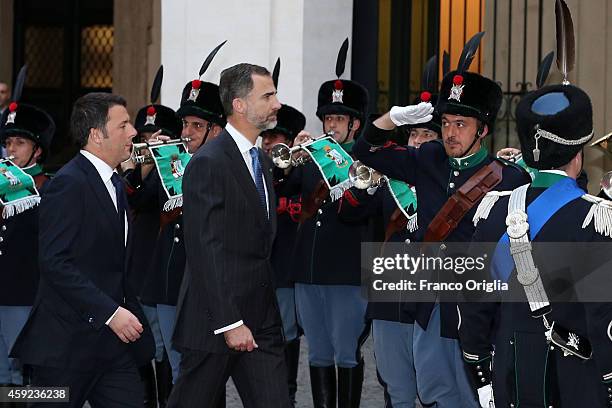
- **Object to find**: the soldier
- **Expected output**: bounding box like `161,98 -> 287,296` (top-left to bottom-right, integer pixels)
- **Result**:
128,44 -> 226,389
353,34 -> 531,407
289,38 -> 374,408
0,98 -> 54,391
122,65 -> 183,408
459,82 -> 612,407
261,101 -> 306,406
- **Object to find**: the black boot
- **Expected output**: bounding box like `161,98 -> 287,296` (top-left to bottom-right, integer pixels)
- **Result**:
337,359 -> 364,408
310,365 -> 336,408
155,358 -> 173,408
285,339 -> 300,406
139,361 -> 158,408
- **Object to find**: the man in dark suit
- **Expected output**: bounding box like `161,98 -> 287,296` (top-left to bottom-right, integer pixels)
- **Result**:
11,92 -> 154,407
168,63 -> 290,408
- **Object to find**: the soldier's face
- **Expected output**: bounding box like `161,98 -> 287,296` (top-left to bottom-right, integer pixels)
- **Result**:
441,114 -> 484,157
261,132 -> 291,156
0,83 -> 9,108
99,105 -> 136,166
243,74 -> 281,131
323,114 -> 360,144
5,136 -> 42,167
408,127 -> 439,148
181,116 -> 212,153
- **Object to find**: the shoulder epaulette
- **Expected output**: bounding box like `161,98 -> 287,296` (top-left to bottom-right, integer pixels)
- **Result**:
494,157 -> 531,178
472,190 -> 512,226
581,194 -> 612,238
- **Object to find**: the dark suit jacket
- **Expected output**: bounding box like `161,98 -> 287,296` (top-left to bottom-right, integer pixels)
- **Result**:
11,153 -> 154,371
173,129 -> 279,354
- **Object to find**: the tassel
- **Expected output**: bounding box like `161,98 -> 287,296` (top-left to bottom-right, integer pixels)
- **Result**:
2,196 -> 41,219
329,179 -> 353,202
163,195 -> 183,212
473,191 -> 511,226
406,213 -> 418,233
581,194 -> 612,238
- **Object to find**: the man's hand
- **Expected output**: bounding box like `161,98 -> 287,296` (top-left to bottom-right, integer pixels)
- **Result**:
108,306 -> 143,343
223,324 -> 258,352
496,147 -> 521,161
389,102 -> 434,126
293,130 -> 312,146
477,384 -> 495,408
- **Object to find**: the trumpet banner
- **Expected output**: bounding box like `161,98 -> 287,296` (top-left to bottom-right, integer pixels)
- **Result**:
386,178 -> 418,232
0,158 -> 40,219
301,137 -> 354,201
149,143 -> 192,211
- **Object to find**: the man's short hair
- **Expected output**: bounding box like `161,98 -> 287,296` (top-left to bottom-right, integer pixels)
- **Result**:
219,63 -> 270,116
70,92 -> 126,148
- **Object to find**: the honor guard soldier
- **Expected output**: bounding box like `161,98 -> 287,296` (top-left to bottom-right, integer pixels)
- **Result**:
128,43 -> 227,388
0,69 -> 55,390
353,32 -> 531,407
366,56 -> 442,408
289,38 -> 373,408
460,3 -> 612,404
260,58 -> 307,407
122,65 -> 182,408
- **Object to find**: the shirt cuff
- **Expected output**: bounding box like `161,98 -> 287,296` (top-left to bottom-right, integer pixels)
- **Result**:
213,320 -> 244,335
105,307 -> 120,325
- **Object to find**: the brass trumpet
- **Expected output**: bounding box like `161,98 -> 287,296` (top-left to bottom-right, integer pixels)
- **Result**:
348,160 -> 385,189
591,132 -> 612,156
1,155 -> 15,162
271,131 -> 335,169
131,138 -> 188,164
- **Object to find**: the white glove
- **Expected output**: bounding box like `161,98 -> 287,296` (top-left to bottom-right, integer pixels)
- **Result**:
389,102 -> 434,127
477,384 -> 495,408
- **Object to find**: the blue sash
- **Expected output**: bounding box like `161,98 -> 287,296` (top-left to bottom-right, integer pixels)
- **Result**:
491,177 -> 584,282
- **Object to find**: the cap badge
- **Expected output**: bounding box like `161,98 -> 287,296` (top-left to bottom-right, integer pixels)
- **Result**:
448,75 -> 465,102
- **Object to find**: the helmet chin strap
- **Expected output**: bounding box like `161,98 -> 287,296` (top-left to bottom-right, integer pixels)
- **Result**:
456,128 -> 483,158
196,122 -> 214,151
324,116 -> 353,145
24,143 -> 39,168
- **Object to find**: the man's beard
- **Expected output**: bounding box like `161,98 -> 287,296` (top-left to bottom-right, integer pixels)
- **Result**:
247,109 -> 276,131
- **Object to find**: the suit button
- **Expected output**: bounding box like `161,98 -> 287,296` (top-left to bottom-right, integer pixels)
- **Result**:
174,237 -> 180,243
88,317 -> 95,324
316,221 -> 321,227
174,224 -> 180,230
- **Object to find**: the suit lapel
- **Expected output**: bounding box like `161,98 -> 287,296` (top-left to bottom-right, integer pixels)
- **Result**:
76,153 -> 124,245
220,132 -> 270,226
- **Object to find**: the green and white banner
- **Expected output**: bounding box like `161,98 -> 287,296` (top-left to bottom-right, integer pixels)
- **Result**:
149,142 -> 192,211
302,137 -> 354,201
386,177 -> 418,232
0,158 -> 40,219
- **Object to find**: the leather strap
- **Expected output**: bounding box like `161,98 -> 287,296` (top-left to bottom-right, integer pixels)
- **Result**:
424,160 -> 504,242
384,207 -> 408,242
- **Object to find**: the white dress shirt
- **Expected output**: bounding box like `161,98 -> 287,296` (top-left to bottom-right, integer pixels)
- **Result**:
213,123 -> 270,335
80,150 -> 128,325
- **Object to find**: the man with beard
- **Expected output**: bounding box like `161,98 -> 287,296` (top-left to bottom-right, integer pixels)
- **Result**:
168,63 -> 290,408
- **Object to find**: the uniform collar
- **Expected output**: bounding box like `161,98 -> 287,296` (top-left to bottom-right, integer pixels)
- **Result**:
22,163 -> 43,177
342,140 -> 355,153
448,146 -> 488,170
531,169 -> 568,188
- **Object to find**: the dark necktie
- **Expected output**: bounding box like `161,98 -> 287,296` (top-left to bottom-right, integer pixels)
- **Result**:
249,147 -> 268,217
111,173 -> 127,242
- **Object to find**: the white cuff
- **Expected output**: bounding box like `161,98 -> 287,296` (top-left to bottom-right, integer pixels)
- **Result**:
105,307 -> 120,325
214,320 -> 244,335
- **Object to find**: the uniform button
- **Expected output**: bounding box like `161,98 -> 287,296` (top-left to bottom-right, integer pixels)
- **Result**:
480,378 -> 486,383
180,211 -> 183,216
0,237 -> 3,242
510,404 -> 515,408
316,221 -> 321,227
478,371 -> 483,376
0,250 -> 2,256
317,209 -> 323,215
260,283 -> 268,288
439,244 -> 446,251
550,345 -> 555,351
88,317 -> 95,323
174,224 -> 180,230
174,237 -> 180,243
453,171 -> 459,177
1,225 -> 5,231
476,365 -> 481,370
449,182 -> 455,188
404,238 -> 411,244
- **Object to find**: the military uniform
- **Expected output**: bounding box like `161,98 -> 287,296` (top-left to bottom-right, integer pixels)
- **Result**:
0,102 -> 54,386
353,69 -> 531,407
123,88 -> 182,407
459,84 -> 612,407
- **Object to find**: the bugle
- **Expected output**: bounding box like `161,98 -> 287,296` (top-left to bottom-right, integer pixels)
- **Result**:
348,160 -> 385,189
271,131 -> 335,169
131,138 -> 187,164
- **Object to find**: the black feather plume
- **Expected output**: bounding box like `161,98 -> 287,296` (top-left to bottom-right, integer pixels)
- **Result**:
199,40 -> 227,78
12,65 -> 27,103
421,55 -> 438,92
335,38 -> 349,78
272,58 -> 280,89
150,65 -> 163,104
536,51 -> 554,89
442,50 -> 450,77
555,0 -> 575,84
456,31 -> 485,73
